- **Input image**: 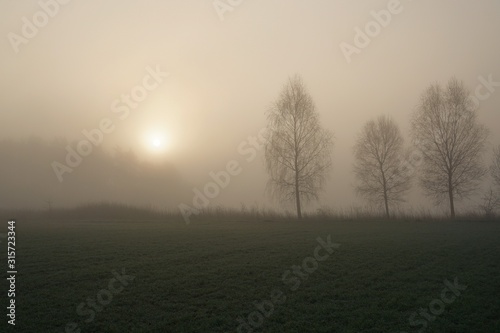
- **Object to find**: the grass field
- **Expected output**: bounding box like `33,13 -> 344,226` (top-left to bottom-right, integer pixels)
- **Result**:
3,217 -> 500,332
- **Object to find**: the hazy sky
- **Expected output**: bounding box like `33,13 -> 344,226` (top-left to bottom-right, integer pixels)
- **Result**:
1,0 -> 500,212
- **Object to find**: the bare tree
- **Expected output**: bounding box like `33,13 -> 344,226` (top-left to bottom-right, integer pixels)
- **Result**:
264,75 -> 333,219
490,146 -> 500,213
411,78 -> 489,218
353,115 -> 411,218
492,145 -> 500,190
478,188 -> 500,217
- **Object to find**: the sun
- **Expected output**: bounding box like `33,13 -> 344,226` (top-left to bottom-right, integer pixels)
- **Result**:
152,138 -> 162,148
145,131 -> 170,153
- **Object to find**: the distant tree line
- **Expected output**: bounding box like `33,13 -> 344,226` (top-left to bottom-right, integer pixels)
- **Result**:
0,137 -> 190,209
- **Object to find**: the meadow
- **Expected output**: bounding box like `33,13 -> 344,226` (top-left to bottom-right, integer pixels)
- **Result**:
2,210 -> 500,332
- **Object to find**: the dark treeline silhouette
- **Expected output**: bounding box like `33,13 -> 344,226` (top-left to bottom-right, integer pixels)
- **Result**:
0,137 -> 191,210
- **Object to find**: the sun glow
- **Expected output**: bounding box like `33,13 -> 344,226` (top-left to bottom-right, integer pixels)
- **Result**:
145,131 -> 170,153
152,138 -> 162,148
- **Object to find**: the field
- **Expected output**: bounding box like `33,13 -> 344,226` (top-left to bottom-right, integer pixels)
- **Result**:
3,217 -> 500,332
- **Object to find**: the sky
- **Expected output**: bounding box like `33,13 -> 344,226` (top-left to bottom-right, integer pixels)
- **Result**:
1,0 -> 500,213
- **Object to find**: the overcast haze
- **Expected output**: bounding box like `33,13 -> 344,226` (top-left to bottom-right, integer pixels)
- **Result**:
1,0 -> 500,212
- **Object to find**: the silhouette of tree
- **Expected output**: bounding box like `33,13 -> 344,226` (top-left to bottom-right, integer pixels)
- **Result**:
492,145 -> 500,190
411,78 -> 488,218
265,75 -> 333,219
353,115 -> 411,218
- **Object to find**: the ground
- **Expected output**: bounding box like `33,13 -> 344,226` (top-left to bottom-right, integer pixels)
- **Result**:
3,218 -> 500,332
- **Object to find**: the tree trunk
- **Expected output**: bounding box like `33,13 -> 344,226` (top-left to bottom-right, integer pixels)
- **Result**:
448,175 -> 455,219
294,122 -> 302,220
295,172 -> 302,219
448,191 -> 455,219
383,191 -> 390,219
381,170 -> 390,219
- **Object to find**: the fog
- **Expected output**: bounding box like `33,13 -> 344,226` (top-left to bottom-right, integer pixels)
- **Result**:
1,0 -> 500,213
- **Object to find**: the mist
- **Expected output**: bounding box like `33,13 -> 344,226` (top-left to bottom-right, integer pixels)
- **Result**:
3,2 -> 500,332
2,0 -> 500,214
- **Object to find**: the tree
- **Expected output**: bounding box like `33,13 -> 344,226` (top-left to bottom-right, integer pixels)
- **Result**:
478,188 -> 500,217
489,146 -> 500,215
411,78 -> 488,218
264,75 -> 333,219
353,115 -> 411,218
492,145 -> 500,190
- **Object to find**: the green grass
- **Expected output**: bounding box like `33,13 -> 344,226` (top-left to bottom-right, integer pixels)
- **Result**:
3,218 -> 500,332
